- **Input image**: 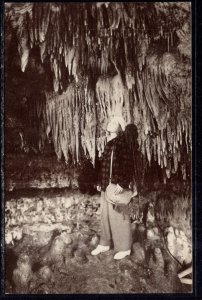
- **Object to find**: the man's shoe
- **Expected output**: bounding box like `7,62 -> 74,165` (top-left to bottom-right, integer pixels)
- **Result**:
114,250 -> 131,260
91,245 -> 110,256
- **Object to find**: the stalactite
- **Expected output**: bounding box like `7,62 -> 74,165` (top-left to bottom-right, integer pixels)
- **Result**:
16,16 -> 30,73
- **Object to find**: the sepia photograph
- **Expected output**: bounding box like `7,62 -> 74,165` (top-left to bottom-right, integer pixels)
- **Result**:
4,2 -> 192,294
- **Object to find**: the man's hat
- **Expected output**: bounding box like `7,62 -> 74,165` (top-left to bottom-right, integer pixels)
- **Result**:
106,116 -> 126,133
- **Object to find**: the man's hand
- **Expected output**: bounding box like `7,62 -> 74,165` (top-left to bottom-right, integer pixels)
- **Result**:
132,190 -> 138,197
97,185 -> 101,192
114,184 -> 123,195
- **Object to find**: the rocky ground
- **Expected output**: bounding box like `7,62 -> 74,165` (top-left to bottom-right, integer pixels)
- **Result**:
5,188 -> 192,294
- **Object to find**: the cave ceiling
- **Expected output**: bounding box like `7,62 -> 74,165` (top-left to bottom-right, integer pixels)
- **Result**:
4,2 -> 192,181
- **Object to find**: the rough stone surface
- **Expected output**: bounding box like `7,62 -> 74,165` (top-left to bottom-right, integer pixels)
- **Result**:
153,248 -> 165,269
146,203 -> 155,226
146,227 -> 160,242
64,247 -> 74,264
5,192 -> 100,246
38,266 -> 53,282
5,189 -> 192,294
12,253 -> 33,293
164,226 -> 192,265
89,235 -> 99,248
60,232 -> 72,245
74,249 -> 88,263
132,242 -> 145,263
5,154 -> 79,191
48,237 -> 66,259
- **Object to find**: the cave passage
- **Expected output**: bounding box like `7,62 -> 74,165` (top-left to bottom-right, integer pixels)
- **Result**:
4,2 -> 192,295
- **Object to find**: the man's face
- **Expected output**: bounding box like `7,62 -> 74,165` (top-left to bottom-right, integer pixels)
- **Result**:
106,120 -> 120,141
106,131 -> 117,142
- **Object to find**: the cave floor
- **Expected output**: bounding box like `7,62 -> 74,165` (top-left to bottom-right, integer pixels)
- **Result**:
5,189 -> 192,294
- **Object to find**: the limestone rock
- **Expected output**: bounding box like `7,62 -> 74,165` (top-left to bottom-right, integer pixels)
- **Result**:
132,242 -> 145,263
12,227 -> 23,241
164,259 -> 177,278
96,208 -> 101,215
86,208 -> 93,217
34,231 -> 53,247
65,223 -> 74,234
63,197 -> 75,209
118,257 -> 134,274
74,249 -> 88,264
36,200 -> 43,212
64,247 -> 74,264
71,177 -> 79,189
22,224 -> 70,247
47,236 -> 66,263
153,248 -> 164,269
165,226 -> 192,265
78,244 -> 90,256
13,253 -> 33,293
80,233 -> 91,245
38,266 -> 53,282
89,234 -> 99,248
98,250 -> 114,264
146,203 -> 155,226
5,231 -> 14,245
146,227 -> 160,242
60,232 -> 72,245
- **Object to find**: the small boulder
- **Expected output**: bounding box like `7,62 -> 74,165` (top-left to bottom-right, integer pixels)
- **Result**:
32,230 -> 53,247
66,222 -> 74,233
13,253 -> 33,293
12,227 -> 23,241
47,236 -> 66,263
165,227 -> 192,265
38,266 -> 53,282
98,250 -> 114,264
146,227 -> 160,242
64,197 -> 74,209
153,248 -> 164,269
146,203 -> 155,226
5,232 -> 13,245
74,249 -> 88,264
60,232 -> 72,245
118,257 -> 134,274
89,234 -> 99,248
81,234 -> 91,245
132,242 -> 145,263
78,244 -> 90,256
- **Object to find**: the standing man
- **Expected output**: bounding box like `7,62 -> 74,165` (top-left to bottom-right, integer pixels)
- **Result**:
91,118 -> 133,260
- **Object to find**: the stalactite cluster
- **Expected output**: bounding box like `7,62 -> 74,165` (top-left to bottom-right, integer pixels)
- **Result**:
5,2 -> 191,87
5,2 -> 191,181
35,78 -> 97,165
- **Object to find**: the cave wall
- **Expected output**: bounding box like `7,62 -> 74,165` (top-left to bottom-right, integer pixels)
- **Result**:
5,154 -> 79,191
5,186 -> 192,266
